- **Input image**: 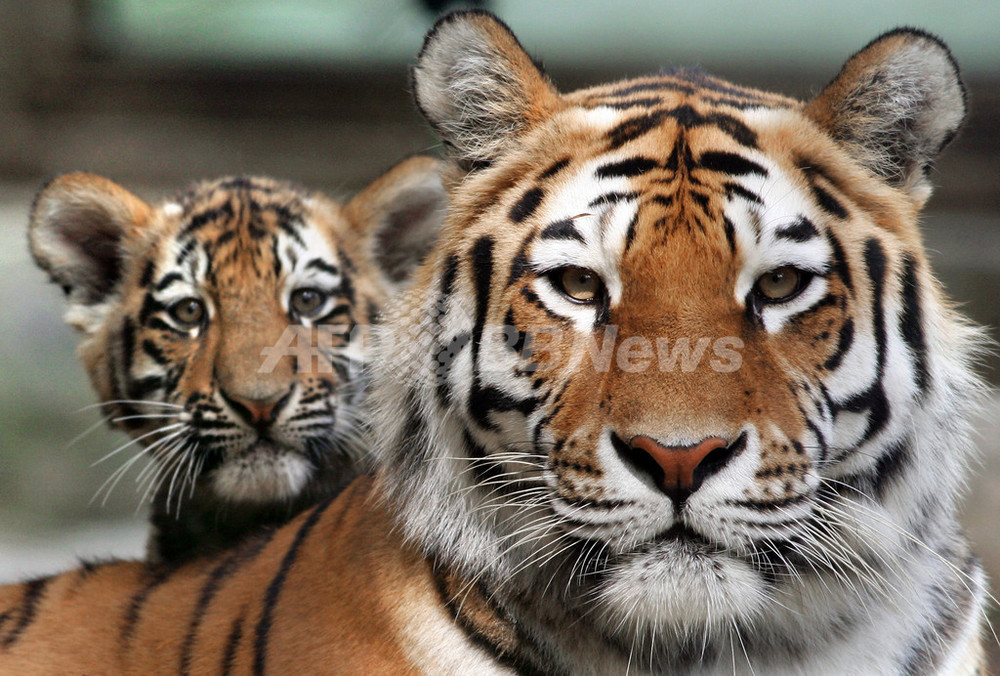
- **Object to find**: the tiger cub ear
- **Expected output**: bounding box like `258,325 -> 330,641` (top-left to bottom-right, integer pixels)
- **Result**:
805,28 -> 966,205
29,172 -> 152,309
345,155 -> 448,286
411,10 -> 560,171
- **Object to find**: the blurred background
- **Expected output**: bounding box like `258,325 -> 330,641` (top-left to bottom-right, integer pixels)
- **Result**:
1,0 -> 997,663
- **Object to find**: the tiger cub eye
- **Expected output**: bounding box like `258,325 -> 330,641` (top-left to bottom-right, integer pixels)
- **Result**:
290,288 -> 327,318
755,266 -> 803,302
557,266 -> 603,303
168,297 -> 205,326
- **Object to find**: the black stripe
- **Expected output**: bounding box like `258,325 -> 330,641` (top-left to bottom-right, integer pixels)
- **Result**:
520,287 -> 566,323
153,272 -> 184,292
252,495 -> 337,676
538,158 -> 570,180
127,375 -> 164,400
139,259 -> 155,288
899,255 -> 929,393
182,203 -> 234,236
220,610 -> 246,676
470,236 -> 495,367
835,239 -> 890,443
697,151 -> 768,177
179,532 -> 276,675
121,566 -> 172,646
724,182 -> 762,205
510,187 -> 544,223
606,112 -> 666,150
624,212 -> 640,252
120,316 -> 136,381
506,236 -> 533,288
608,79 -> 694,98
439,253 -> 459,299
871,438 -> 911,500
824,318 -> 854,371
667,105 -> 758,148
722,217 -> 737,254
690,191 -> 711,214
540,219 -> 584,242
775,217 -> 820,242
141,339 -> 171,366
305,258 -> 339,276
588,191 -> 638,208
825,230 -> 853,293
595,157 -> 658,179
139,293 -> 167,325
0,576 -> 50,647
468,381 -> 538,430
811,183 -> 848,219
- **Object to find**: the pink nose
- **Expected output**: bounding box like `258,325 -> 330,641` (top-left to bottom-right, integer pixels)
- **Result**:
222,389 -> 292,429
627,435 -> 735,506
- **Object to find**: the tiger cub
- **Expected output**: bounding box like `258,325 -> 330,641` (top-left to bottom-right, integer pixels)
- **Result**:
28,156 -> 445,564
0,13 -> 988,676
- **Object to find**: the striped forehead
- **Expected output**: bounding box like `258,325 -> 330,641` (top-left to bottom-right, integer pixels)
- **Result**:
158,188 -> 341,287
522,102 -> 833,311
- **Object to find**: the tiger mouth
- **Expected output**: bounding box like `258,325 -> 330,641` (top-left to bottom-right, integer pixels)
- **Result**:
195,439 -> 307,475
650,524 -> 719,553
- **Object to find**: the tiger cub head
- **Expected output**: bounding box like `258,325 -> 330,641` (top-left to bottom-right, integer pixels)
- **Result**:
373,12 -> 984,669
30,156 -> 445,558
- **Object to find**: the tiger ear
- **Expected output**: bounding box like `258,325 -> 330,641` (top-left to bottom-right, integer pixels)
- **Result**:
411,10 -> 560,171
29,172 -> 152,308
805,28 -> 966,205
345,155 -> 448,286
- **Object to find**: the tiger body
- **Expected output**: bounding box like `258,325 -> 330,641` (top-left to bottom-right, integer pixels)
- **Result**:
28,157 -> 445,563
3,11 -> 988,674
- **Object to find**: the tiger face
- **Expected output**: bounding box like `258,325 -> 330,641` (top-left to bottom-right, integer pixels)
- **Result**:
373,13 -> 985,672
30,157 -> 445,562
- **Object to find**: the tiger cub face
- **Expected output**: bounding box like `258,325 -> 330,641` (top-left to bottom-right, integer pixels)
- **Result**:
30,156 -> 445,562
373,13 -> 985,671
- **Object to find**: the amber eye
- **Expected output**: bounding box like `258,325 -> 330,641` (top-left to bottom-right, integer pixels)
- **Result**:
168,297 -> 206,327
754,266 -> 809,302
551,266 -> 604,303
290,288 -> 328,318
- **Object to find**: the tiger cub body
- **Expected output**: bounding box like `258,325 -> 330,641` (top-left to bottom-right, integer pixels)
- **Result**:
2,12 -> 988,675
28,157 -> 445,563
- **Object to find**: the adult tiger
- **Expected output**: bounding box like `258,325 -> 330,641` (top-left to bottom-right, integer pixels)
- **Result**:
27,156 -> 445,564
1,12 -> 988,674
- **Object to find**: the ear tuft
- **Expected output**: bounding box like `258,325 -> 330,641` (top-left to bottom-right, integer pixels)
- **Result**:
806,28 -> 966,203
346,155 -> 448,286
29,173 -> 151,306
411,10 -> 559,171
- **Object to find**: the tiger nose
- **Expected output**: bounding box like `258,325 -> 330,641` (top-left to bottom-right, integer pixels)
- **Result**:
221,388 -> 292,430
624,435 -> 740,508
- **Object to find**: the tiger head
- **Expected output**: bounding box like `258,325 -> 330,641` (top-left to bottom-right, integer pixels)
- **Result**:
373,13 -> 985,669
30,157 -> 445,535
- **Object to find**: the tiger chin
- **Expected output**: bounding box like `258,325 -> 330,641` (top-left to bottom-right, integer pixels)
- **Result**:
28,156 -> 446,564
0,12 -> 990,676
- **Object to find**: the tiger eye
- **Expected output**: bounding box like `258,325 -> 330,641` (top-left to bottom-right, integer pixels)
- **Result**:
557,267 -> 603,303
755,266 -> 803,302
168,297 -> 205,326
290,288 -> 327,317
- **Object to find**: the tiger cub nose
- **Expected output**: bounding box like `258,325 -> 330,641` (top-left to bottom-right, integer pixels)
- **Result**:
623,435 -> 742,508
221,389 -> 292,430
